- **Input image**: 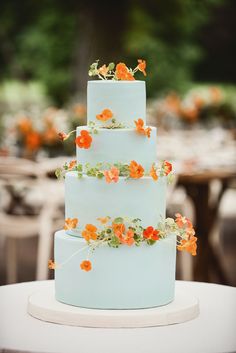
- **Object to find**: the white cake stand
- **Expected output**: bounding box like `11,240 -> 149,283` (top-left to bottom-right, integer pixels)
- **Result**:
28,282 -> 199,328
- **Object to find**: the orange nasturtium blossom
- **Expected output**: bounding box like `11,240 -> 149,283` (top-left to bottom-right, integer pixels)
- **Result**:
64,218 -> 78,230
103,166 -> 120,183
137,59 -> 147,76
112,223 -> 126,236
75,130 -> 92,149
143,226 -> 160,241
150,163 -> 158,181
122,229 -> 135,246
175,213 -> 192,229
97,216 -> 110,225
163,161 -> 172,176
17,117 -> 32,134
134,118 -> 151,138
58,132 -> 69,141
98,64 -> 109,77
68,160 -> 77,170
115,63 -> 135,81
96,108 -> 113,122
82,224 -> 98,241
129,160 -> 144,179
48,259 -> 57,270
25,131 -> 41,151
80,260 -> 92,272
177,235 -> 197,256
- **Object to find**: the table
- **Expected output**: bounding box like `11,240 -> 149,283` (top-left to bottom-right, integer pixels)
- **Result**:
178,169 -> 236,284
1,280 -> 236,353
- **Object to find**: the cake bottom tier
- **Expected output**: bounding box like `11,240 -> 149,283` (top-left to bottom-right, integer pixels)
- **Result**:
54,230 -> 176,309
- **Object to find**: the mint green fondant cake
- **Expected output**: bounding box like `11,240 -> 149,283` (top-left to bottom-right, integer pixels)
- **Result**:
54,66 -> 181,309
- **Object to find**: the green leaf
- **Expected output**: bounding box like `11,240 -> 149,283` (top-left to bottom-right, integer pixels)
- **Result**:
96,172 -> 104,179
113,217 -> 124,224
147,239 -> 156,246
55,168 -> 62,179
108,62 -> 115,71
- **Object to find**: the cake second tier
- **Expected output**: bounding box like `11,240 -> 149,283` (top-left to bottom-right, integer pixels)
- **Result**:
76,126 -> 157,170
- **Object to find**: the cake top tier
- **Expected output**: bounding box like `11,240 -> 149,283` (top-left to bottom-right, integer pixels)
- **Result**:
87,80 -> 146,126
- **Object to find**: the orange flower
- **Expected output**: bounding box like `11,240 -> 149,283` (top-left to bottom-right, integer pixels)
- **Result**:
177,235 -> 197,256
143,226 -> 160,241
97,216 -> 110,225
115,63 -> 135,81
181,107 -> 198,122
17,117 -> 32,134
58,132 -> 69,141
80,260 -> 92,272
137,59 -> 147,76
175,213 -> 192,229
73,104 -> 86,118
96,108 -> 113,122
163,161 -> 172,176
25,131 -> 41,151
75,130 -> 92,149
164,93 -> 181,115
64,218 -> 78,230
121,229 -> 135,246
129,160 -> 144,179
82,224 -> 98,241
98,64 -> 109,77
48,259 -> 57,270
209,87 -> 222,103
134,119 -> 151,138
112,223 -> 126,236
150,163 -> 158,181
43,127 -> 58,144
68,160 -> 77,169
103,167 -> 120,183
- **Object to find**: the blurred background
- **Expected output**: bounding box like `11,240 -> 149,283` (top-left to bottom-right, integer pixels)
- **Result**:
0,0 -> 235,286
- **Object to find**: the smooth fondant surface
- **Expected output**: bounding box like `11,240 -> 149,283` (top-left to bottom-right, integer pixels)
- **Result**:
55,230 -> 176,309
65,173 -> 166,232
76,126 -> 157,170
87,81 -> 146,125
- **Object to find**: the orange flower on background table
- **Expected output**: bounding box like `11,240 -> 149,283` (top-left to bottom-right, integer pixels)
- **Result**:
25,131 -> 41,151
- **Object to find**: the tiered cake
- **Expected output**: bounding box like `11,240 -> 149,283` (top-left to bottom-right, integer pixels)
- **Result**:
53,61 -> 196,310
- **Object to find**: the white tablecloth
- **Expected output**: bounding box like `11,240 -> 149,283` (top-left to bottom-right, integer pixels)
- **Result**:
0,280 -> 236,353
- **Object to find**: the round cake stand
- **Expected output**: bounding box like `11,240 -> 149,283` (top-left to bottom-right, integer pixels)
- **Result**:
28,286 -> 199,328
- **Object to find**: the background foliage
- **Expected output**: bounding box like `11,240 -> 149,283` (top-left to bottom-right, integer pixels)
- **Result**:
0,0 -> 235,104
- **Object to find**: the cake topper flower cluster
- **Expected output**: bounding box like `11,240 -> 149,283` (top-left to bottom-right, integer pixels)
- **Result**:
88,59 -> 146,80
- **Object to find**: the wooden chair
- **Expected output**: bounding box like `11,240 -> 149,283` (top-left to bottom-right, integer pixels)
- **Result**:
0,157 -> 64,283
